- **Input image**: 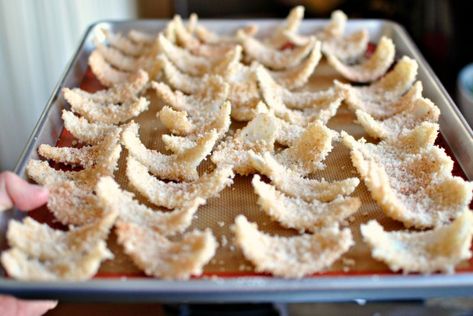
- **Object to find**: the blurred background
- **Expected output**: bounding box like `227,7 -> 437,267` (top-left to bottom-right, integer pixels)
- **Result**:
1,0 -> 472,170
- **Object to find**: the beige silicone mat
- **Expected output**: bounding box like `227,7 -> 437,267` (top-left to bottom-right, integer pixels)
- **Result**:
54,60 -> 472,278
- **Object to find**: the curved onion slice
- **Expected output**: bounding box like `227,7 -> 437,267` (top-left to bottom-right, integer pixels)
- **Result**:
64,92 -> 149,125
95,43 -> 144,72
242,103 -> 307,146
322,29 -> 369,63
170,15 -> 201,46
115,220 -> 216,280
66,69 -> 148,103
102,28 -> 149,57
161,137 -> 194,155
265,6 -> 305,48
153,76 -> 229,132
27,131 -> 121,189
249,102 -> 307,146
91,28 -> 160,84
229,96 -> 261,122
96,176 -> 203,235
252,175 -> 361,232
158,33 -> 239,76
38,141 -> 106,169
316,11 -> 368,62
238,31 -> 316,70
126,156 -> 233,209
257,54 -> 341,110
128,29 -> 156,45
25,174 -> 117,227
211,112 -> 278,175
269,42 -> 322,89
121,122 -> 218,181
339,56 -> 420,118
158,32 -> 212,74
356,97 -> 440,139
46,180 -> 105,225
63,68 -> 149,124
1,210 -> 117,281
157,54 -> 206,94
232,215 -> 354,278
342,122 -> 473,228
62,110 -> 119,145
249,151 -> 359,202
187,13 -> 198,33
159,100 -> 230,140
321,10 -> 347,39
361,210 -> 473,274
158,106 -> 193,135
173,15 -> 235,58
266,10 -> 368,62
223,62 -> 261,122
256,65 -> 345,125
195,23 -> 258,44
157,44 -> 241,93
155,93 -> 229,138
89,50 -> 131,87
275,121 -> 338,175
162,17 -> 177,43
28,131 -> 120,225
273,114 -> 305,146
155,95 -> 229,137
327,36 -> 395,83
161,101 -> 231,153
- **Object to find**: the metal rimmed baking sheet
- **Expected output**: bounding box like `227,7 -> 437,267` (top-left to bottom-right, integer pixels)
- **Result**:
1,18 -> 473,302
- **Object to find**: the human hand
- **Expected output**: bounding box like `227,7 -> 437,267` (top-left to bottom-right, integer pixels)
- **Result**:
0,171 -> 48,212
0,171 -> 57,316
0,296 -> 57,316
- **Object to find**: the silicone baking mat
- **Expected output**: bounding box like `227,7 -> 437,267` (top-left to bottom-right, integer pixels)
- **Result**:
27,58 -> 473,279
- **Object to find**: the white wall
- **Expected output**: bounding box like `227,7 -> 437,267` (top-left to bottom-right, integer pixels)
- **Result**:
0,0 -> 137,170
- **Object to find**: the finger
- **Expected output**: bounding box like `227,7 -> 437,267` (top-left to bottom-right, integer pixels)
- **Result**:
0,172 -> 48,212
17,299 -> 58,316
0,295 -> 57,316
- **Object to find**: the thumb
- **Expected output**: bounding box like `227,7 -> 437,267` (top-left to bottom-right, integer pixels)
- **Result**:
0,295 -> 57,316
0,172 -> 48,212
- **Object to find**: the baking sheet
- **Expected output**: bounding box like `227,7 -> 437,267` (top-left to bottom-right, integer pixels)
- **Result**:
2,18 -> 473,302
